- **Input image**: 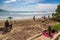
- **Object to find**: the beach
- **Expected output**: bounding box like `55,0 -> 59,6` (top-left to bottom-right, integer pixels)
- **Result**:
0,18 -> 59,40
0,0 -> 60,40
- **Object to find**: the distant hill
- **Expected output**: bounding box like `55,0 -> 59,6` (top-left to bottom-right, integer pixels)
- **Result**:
0,9 -> 6,11
0,9 -> 47,13
0,9 -> 10,13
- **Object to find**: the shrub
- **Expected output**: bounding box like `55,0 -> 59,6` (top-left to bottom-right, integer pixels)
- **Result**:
51,24 -> 60,31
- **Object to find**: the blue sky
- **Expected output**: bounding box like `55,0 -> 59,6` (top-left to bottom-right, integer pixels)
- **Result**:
0,0 -> 60,11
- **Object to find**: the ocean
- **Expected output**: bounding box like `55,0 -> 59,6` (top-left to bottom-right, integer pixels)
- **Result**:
0,12 -> 53,20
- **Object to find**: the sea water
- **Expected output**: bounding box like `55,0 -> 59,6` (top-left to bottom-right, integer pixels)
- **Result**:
0,12 -> 52,20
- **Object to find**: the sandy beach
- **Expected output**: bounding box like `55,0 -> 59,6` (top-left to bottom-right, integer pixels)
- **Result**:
0,18 -> 59,40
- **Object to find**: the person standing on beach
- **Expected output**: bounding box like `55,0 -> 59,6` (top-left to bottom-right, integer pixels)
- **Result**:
33,16 -> 35,21
43,16 -> 46,19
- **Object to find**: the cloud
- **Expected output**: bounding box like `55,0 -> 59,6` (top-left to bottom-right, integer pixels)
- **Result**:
4,0 -> 44,4
35,4 -> 58,12
0,4 -> 58,12
19,0 -> 44,4
5,0 -> 16,3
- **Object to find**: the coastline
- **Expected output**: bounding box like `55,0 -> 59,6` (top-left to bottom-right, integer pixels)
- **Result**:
0,14 -> 52,20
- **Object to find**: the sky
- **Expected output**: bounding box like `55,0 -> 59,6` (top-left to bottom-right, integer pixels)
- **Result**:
0,0 -> 60,12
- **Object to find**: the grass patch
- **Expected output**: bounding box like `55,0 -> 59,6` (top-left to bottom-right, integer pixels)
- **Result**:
51,24 -> 60,31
